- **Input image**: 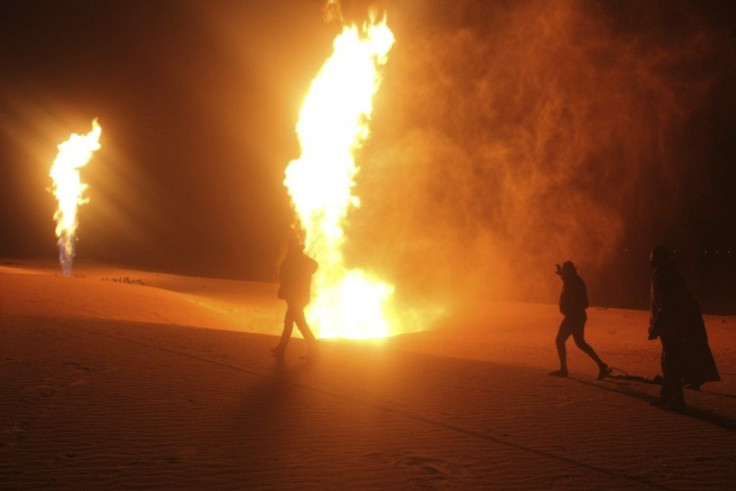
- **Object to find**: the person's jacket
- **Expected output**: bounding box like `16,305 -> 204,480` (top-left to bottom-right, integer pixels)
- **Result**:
559,273 -> 588,317
278,251 -> 318,307
649,261 -> 720,385
649,263 -> 691,340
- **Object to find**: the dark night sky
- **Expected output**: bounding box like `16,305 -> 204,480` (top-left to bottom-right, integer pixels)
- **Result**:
1,0 -> 735,311
0,0 -> 337,280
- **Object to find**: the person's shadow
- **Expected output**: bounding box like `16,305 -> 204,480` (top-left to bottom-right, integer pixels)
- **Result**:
578,369 -> 736,432
227,359 -> 317,464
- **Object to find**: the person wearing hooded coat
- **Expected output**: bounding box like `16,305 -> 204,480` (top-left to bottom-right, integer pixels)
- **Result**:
648,245 -> 720,410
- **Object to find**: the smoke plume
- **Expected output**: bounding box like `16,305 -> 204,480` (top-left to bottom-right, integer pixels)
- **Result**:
344,0 -> 729,310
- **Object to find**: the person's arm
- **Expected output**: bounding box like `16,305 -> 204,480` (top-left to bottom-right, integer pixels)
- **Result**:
648,276 -> 667,339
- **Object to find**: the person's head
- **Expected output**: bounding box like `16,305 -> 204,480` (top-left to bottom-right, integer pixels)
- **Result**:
287,236 -> 304,255
556,260 -> 577,278
650,245 -> 672,269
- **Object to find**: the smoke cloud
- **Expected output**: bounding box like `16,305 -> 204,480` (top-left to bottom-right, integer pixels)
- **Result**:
343,0 -> 731,310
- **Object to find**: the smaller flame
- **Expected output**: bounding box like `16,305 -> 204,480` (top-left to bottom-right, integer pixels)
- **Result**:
49,119 -> 101,276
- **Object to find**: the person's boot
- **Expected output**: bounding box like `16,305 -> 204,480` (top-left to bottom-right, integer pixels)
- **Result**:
301,343 -> 320,361
271,344 -> 286,359
666,386 -> 685,411
650,385 -> 672,407
598,364 -> 612,380
549,369 -> 568,378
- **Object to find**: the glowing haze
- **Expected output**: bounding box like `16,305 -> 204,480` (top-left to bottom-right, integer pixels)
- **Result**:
49,119 -> 102,276
284,11 -> 396,339
345,0 -> 732,311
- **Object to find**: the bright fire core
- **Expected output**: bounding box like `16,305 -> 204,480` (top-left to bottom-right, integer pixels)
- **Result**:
284,14 -> 395,339
50,119 -> 101,276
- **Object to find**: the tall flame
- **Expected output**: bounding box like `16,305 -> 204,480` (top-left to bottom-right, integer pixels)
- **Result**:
284,13 -> 395,339
50,119 -> 101,276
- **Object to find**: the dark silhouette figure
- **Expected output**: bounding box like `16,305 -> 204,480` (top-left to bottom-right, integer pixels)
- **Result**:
648,245 -> 720,410
549,261 -> 611,380
271,238 -> 319,360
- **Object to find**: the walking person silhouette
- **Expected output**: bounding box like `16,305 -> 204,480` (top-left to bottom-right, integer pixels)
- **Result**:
549,261 -> 611,380
271,237 -> 319,360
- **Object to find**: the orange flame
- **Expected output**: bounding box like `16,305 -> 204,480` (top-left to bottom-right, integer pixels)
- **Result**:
284,13 -> 396,339
50,119 -> 101,276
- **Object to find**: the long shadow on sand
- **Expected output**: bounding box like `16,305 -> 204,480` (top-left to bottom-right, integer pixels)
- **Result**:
4,312 -> 733,488
572,375 -> 736,432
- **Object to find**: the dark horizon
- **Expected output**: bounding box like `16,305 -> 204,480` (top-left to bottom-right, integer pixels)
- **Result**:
1,0 -> 735,313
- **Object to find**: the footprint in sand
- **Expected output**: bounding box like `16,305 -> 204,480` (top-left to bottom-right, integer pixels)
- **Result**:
64,361 -> 94,372
21,384 -> 58,398
401,455 -> 460,483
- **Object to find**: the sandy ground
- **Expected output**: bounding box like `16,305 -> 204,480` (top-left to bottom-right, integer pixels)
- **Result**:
2,259 -> 736,489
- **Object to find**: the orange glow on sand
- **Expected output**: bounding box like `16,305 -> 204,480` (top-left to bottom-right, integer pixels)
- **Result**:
49,119 -> 102,276
284,13 -> 397,339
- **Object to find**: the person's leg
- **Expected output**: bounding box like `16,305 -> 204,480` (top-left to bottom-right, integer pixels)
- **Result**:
551,319 -> 572,376
293,307 -> 318,356
570,318 -> 609,378
660,336 -> 685,408
272,306 -> 295,357
657,345 -> 672,404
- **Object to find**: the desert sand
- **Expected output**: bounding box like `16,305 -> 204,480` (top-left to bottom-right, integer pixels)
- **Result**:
2,259 -> 735,489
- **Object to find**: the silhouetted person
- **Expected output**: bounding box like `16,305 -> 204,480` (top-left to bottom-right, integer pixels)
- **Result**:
271,238 -> 319,360
648,245 -> 719,410
549,261 -> 611,380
